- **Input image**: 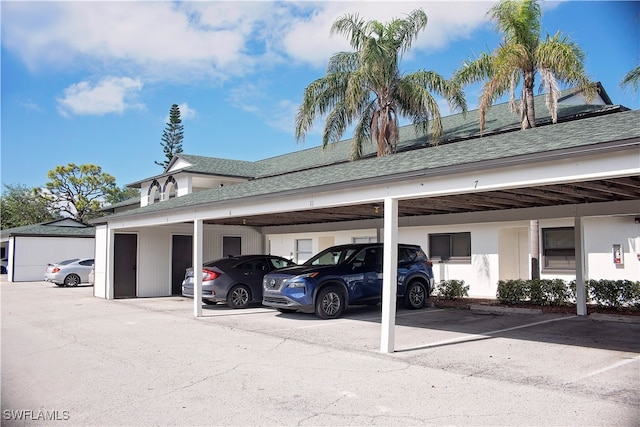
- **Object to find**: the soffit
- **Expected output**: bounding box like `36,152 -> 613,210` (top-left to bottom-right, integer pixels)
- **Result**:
202,176 -> 640,227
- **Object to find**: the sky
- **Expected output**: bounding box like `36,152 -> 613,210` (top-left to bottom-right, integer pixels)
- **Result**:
1,0 -> 639,190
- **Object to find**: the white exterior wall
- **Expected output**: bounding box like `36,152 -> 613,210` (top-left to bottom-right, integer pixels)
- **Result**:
93,225 -> 108,298
101,224 -> 263,298
267,224 -> 507,298
173,175 -> 191,197
583,216 -> 640,281
12,236 -> 95,282
267,229 -> 379,262
265,217 -> 640,299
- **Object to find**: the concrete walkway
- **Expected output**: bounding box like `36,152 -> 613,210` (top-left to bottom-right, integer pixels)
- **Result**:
2,280 -> 639,426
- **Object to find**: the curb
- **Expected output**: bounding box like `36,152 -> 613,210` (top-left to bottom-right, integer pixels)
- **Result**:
589,313 -> 640,324
470,304 -> 542,315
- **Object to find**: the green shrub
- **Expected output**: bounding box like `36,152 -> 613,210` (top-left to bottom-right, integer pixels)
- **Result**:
436,280 -> 469,299
528,279 -> 545,305
589,279 -> 623,307
531,279 -> 572,306
499,279 -> 639,309
497,279 -> 527,304
588,279 -> 640,308
621,280 -> 640,309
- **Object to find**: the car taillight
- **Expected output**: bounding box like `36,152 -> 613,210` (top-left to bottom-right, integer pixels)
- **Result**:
203,269 -> 221,281
52,267 -> 60,273
425,260 -> 433,268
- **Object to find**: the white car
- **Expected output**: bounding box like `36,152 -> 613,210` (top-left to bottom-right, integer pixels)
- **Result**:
44,258 -> 94,287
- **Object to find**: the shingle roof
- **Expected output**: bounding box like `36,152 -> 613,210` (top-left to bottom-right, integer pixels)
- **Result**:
173,154 -> 261,178
97,108 -> 640,222
102,197 -> 141,210
130,86 -> 620,184
1,223 -> 95,238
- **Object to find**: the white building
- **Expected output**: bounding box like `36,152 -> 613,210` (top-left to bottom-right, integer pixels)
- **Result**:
0,218 -> 95,282
91,86 -> 639,314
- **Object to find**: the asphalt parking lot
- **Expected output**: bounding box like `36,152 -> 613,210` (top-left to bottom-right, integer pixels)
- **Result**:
2,279 -> 639,426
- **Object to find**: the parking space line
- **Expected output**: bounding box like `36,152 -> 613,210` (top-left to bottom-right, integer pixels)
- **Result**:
483,315 -> 577,335
411,315 -> 578,350
293,309 -> 446,329
565,355 -> 640,384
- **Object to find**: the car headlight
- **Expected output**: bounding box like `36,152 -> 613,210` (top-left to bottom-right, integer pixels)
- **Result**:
286,281 -> 305,289
286,272 -> 319,288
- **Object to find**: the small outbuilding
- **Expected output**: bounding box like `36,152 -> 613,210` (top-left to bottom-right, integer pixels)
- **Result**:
0,218 -> 95,282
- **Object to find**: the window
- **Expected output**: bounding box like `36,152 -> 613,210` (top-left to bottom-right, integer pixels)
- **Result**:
223,236 -> 241,257
542,227 -> 575,270
295,239 -> 313,264
268,257 -> 296,269
428,232 -> 471,263
353,237 -> 377,243
239,259 -> 268,273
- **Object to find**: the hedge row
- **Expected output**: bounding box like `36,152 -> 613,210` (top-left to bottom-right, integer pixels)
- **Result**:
496,279 -> 640,309
434,280 -> 469,299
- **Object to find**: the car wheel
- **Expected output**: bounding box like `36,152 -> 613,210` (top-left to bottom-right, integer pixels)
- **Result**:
202,299 -> 217,305
227,285 -> 250,309
64,274 -> 81,287
315,286 -> 345,319
0,267 -> 6,274
277,308 -> 296,314
404,281 -> 427,309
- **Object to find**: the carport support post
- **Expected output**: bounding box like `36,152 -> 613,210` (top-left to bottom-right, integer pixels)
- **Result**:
380,197 -> 398,353
574,216 -> 587,316
193,219 -> 203,318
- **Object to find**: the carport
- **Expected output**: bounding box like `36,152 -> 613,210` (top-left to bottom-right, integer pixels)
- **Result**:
93,109 -> 640,353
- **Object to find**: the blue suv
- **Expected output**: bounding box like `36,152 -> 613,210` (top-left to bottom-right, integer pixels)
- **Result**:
262,243 -> 434,319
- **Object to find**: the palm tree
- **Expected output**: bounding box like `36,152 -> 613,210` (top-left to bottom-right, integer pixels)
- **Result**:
296,9 -> 466,160
621,65 -> 640,94
454,0 -> 593,133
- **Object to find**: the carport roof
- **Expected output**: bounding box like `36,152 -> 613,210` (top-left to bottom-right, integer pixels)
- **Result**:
93,108 -> 640,226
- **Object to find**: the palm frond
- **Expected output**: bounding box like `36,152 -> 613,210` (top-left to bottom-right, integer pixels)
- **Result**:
295,72 -> 350,142
322,100 -> 350,149
327,52 -> 359,74
387,9 -> 428,56
453,52 -> 495,86
536,32 -> 593,102
621,65 -> 640,93
331,12 -> 369,51
538,67 -> 560,123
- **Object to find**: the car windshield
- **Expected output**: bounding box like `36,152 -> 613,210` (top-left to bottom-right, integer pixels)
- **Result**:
303,247 -> 359,266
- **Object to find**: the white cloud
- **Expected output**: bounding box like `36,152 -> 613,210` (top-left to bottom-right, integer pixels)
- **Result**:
227,82 -> 268,113
57,77 -> 144,117
264,99 -> 298,134
281,1 -> 497,67
20,100 -> 43,112
2,1 -> 498,81
178,103 -> 197,121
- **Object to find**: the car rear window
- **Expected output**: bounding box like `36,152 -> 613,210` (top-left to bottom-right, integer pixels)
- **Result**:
58,259 -> 80,265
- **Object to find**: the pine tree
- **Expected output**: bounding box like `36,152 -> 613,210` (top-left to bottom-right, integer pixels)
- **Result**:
156,104 -> 184,168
